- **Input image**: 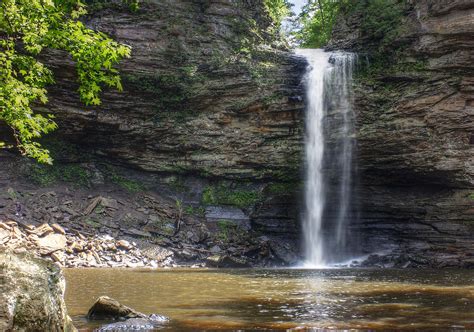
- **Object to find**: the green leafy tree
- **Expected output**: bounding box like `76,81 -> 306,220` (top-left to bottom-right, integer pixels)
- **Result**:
293,0 -> 348,48
357,0 -> 404,47
264,0 -> 292,29
0,0 -> 132,163
294,0 -> 404,49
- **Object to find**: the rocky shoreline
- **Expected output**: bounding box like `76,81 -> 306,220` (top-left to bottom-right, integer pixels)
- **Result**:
0,216 -> 274,269
2,189 -> 472,269
0,219 -> 167,268
0,182 -> 300,269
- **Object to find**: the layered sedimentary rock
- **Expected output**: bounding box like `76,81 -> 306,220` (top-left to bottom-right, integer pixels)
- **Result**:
328,0 -> 474,267
25,0 -> 306,242
43,0 -> 306,180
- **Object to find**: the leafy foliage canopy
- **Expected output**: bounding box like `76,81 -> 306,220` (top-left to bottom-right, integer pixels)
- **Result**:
294,0 -> 404,49
293,0 -> 346,48
264,0 -> 292,28
0,0 -> 132,163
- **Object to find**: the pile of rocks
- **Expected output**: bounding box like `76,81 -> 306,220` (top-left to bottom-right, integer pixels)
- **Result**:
0,220 -> 172,268
0,186 -> 302,268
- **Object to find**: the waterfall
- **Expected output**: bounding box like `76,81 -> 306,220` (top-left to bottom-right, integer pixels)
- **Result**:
296,49 -> 356,267
297,49 -> 329,267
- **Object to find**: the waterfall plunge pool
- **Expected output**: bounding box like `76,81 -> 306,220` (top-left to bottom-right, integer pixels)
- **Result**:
65,268 -> 474,331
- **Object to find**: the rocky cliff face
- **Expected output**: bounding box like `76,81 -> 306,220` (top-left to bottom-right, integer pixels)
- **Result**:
328,0 -> 474,267
45,0 -> 306,180
0,0 -> 306,265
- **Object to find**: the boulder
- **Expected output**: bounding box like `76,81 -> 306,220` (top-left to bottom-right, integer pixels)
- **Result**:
28,223 -> 54,237
116,240 -> 132,251
0,251 -> 76,331
87,296 -> 147,320
268,238 -> 299,265
101,198 -> 119,210
35,233 -> 67,255
205,206 -> 251,230
210,245 -> 222,254
141,245 -> 173,262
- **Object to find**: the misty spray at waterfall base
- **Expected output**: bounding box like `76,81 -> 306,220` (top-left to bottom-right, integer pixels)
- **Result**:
297,49 -> 358,268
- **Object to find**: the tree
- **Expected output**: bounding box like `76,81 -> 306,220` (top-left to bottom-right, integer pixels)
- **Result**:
294,0 -> 405,49
0,0 -> 132,163
293,0 -> 347,48
264,0 -> 292,29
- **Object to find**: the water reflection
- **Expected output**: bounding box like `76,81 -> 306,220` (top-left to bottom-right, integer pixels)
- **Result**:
64,268 -> 474,331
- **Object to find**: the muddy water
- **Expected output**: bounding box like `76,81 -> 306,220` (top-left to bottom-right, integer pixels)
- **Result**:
64,268 -> 474,331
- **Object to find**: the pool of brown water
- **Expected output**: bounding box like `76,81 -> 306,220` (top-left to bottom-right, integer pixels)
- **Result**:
64,268 -> 474,331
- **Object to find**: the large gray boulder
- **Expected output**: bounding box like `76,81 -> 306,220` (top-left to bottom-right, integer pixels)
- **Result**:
0,251 -> 76,331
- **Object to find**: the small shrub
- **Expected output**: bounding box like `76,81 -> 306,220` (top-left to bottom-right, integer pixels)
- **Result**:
185,205 -> 206,217
6,188 -> 18,200
216,219 -> 243,243
202,187 -> 216,206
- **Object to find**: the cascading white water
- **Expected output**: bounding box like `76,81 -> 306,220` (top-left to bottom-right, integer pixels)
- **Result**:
296,49 -> 330,267
326,51 -> 356,263
296,49 -> 356,267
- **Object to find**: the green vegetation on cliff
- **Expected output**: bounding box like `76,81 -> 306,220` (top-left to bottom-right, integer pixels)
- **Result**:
357,0 -> 404,47
84,0 -> 139,12
27,162 -> 91,187
107,168 -> 146,192
0,0 -> 131,163
202,185 -> 262,209
294,0 -> 405,48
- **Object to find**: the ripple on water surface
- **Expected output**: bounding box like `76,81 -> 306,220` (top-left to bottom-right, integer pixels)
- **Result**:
64,268 -> 474,331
